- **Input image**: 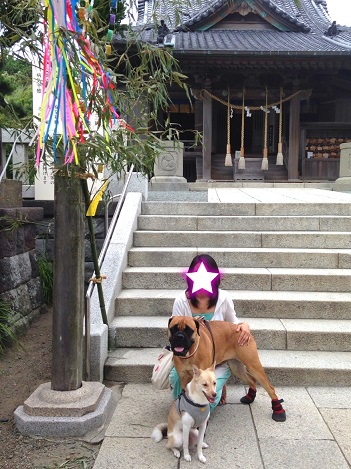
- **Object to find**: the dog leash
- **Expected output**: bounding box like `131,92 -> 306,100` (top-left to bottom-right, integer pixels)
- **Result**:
201,319 -> 216,366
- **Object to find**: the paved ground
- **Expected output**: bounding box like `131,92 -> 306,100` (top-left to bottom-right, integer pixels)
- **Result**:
148,186 -> 351,203
93,384 -> 351,469
94,187 -> 351,469
207,186 -> 351,203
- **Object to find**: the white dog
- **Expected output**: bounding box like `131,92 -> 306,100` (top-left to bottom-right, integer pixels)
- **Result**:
152,363 -> 217,463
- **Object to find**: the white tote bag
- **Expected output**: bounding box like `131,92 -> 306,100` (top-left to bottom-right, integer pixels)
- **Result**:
151,347 -> 173,390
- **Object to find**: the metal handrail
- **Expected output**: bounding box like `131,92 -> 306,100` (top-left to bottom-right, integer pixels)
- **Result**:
84,164 -> 135,380
104,193 -> 121,237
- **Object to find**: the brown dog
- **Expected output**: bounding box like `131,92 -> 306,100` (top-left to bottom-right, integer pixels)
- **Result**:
168,316 -> 286,421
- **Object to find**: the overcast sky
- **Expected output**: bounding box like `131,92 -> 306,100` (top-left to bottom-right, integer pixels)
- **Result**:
327,0 -> 351,26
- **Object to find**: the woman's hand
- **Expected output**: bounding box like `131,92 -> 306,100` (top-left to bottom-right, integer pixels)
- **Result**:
236,322 -> 251,346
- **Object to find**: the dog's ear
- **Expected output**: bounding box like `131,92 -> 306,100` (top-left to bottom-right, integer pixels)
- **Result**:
192,364 -> 199,377
194,319 -> 200,335
168,317 -> 173,328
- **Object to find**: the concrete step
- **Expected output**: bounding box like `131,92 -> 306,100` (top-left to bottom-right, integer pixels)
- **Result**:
141,201 -> 351,217
104,347 -> 351,386
109,316 -> 351,352
122,267 -> 351,292
137,215 -> 351,232
133,230 -> 351,249
106,192 -> 351,389
115,289 -> 351,319
128,247 -> 351,269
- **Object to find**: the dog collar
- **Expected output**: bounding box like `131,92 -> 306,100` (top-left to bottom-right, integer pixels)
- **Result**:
176,339 -> 200,360
180,389 -> 207,408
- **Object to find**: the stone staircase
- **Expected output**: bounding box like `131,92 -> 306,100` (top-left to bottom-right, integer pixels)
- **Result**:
105,198 -> 351,386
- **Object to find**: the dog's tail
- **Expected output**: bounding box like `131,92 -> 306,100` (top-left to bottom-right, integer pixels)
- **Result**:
151,423 -> 168,442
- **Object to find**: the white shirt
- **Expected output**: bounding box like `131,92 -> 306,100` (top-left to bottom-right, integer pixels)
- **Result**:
172,289 -> 239,324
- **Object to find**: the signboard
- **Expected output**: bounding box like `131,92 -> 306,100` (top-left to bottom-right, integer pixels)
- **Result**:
32,60 -> 55,200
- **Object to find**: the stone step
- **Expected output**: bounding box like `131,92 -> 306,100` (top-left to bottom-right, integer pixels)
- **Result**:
115,289 -> 351,319
133,230 -> 351,249
122,267 -> 351,292
104,347 -> 351,386
141,201 -> 351,217
137,215 -> 351,232
109,316 -> 351,352
128,247 -> 351,269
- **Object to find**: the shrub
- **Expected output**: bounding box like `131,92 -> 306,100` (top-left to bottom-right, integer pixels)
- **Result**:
38,256 -> 54,306
0,299 -> 17,354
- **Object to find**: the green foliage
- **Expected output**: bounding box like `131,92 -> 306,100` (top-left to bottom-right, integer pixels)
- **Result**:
0,0 -> 40,49
0,0 -> 200,189
39,26 -> 197,187
92,0 -> 127,36
38,256 -> 54,306
0,54 -> 32,127
0,299 -> 17,354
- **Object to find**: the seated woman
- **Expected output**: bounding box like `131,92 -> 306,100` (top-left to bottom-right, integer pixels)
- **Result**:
169,253 -> 252,412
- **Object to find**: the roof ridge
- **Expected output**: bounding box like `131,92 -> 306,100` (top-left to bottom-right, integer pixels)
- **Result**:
174,0 -> 310,32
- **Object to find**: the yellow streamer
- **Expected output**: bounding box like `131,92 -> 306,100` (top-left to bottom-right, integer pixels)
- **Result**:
86,180 -> 108,216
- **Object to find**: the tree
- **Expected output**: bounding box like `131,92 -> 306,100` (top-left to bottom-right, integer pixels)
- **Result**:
0,0 -> 197,393
0,54 -> 32,127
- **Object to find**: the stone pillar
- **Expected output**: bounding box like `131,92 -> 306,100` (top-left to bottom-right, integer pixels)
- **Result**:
333,142 -> 351,192
288,95 -> 300,181
150,141 -> 188,191
203,92 -> 212,181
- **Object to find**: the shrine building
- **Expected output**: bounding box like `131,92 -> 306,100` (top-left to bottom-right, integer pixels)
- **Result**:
114,0 -> 351,183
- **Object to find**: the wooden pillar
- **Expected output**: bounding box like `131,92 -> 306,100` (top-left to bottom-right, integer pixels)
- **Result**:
52,171 -> 85,391
203,92 -> 212,181
194,98 -> 203,181
288,95 -> 301,180
194,99 -> 203,143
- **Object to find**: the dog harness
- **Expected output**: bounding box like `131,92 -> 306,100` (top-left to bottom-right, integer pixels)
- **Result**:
176,390 -> 210,427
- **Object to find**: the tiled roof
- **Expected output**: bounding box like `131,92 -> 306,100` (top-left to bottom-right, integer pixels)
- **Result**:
135,0 -> 351,54
138,0 -> 323,30
138,27 -> 351,54
174,30 -> 351,53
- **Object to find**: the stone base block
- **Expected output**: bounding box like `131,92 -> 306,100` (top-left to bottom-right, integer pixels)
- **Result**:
0,179 -> 22,207
14,382 -> 114,438
149,176 -> 189,191
108,172 -> 148,200
333,177 -> 351,192
22,184 -> 35,199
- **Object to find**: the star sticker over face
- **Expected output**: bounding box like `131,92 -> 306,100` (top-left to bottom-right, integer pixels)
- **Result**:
186,262 -> 219,294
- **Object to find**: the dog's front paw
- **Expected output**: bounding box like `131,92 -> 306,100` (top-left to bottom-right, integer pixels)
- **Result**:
202,441 -> 209,449
172,449 -> 180,459
198,454 -> 206,463
184,453 -> 192,462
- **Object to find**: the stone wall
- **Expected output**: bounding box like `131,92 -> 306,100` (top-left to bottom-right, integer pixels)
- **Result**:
0,206 -> 45,330
23,200 -> 109,284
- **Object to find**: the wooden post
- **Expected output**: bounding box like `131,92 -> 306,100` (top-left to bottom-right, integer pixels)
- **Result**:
51,171 -> 85,391
288,95 -> 301,180
203,92 -> 212,181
